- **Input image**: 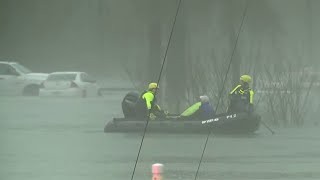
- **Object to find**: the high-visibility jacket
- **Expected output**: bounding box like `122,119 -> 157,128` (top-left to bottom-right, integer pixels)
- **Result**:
135,91 -> 156,118
228,85 -> 254,113
181,102 -> 215,120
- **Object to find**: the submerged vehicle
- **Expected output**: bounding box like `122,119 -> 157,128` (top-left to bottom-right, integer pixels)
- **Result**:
104,92 -> 261,134
0,61 -> 48,96
39,71 -> 101,98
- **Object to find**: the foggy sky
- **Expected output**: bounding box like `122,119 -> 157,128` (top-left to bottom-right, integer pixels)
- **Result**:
0,0 -> 319,79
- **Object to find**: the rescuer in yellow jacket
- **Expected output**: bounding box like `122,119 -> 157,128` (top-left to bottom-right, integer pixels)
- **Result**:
135,82 -> 167,120
228,75 -> 254,113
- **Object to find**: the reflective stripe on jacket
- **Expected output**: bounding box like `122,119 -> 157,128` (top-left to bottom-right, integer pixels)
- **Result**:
230,84 -> 254,104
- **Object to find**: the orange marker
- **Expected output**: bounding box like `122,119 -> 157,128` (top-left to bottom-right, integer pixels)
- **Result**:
152,163 -> 163,180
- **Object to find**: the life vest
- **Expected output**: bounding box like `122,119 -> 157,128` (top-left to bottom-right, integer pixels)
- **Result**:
229,85 -> 254,113
135,91 -> 156,117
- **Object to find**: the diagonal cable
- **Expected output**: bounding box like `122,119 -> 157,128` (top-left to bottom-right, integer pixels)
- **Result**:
130,0 -> 182,180
193,1 -> 250,180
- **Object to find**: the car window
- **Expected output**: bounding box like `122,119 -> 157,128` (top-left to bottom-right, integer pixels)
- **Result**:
80,73 -> 95,83
11,63 -> 32,74
47,74 -> 77,81
0,64 -> 19,75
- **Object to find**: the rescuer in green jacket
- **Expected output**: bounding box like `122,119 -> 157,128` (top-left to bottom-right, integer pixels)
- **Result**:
228,75 -> 254,113
135,82 -> 167,120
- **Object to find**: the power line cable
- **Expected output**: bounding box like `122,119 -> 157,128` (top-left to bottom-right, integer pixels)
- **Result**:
193,1 -> 250,179
130,1 -> 183,179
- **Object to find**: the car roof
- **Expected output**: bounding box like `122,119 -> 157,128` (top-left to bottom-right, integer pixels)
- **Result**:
0,61 -> 18,65
49,72 -> 84,75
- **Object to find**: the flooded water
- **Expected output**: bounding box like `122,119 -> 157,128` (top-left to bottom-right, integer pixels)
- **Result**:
1,92 -> 320,180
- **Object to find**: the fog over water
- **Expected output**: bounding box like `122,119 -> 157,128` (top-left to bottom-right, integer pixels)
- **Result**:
1,0 -> 320,179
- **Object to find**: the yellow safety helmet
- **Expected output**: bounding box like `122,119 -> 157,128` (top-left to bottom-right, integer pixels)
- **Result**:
240,75 -> 252,83
148,82 -> 159,89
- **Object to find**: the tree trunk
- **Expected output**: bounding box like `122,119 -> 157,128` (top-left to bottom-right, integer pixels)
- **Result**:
147,1 -> 162,82
165,4 -> 186,113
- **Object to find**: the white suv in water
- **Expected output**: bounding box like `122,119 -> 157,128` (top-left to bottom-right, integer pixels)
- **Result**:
0,61 -> 48,96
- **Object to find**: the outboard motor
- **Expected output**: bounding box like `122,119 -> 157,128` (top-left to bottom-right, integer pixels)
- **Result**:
121,91 -> 140,118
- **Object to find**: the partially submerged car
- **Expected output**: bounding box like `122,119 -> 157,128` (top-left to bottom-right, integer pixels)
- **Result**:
39,72 -> 101,98
0,61 -> 48,96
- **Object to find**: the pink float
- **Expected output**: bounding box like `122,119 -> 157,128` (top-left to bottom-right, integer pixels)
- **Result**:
152,163 -> 163,180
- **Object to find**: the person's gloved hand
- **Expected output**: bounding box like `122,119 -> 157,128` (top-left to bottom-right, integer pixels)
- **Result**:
149,113 -> 157,120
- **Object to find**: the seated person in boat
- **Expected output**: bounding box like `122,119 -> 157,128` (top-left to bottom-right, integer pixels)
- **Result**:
179,95 -> 215,120
227,75 -> 254,114
135,82 -> 168,120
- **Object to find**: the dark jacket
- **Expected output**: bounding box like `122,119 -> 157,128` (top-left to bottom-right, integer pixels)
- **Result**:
199,102 -> 215,120
228,85 -> 254,113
